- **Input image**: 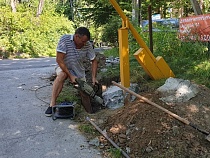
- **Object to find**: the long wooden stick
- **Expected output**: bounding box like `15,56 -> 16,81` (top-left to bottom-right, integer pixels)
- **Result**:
112,81 -> 190,124
86,117 -> 130,158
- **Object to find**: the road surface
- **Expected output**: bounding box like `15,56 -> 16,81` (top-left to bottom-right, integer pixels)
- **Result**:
0,57 -> 102,157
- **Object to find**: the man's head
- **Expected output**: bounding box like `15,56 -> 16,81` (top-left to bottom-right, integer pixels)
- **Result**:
74,27 -> 91,49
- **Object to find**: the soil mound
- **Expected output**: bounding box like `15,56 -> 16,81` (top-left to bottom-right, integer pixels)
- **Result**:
91,84 -> 210,158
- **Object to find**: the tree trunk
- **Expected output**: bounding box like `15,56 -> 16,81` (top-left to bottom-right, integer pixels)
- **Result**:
132,0 -> 140,22
37,0 -> 45,17
69,0 -> 74,21
138,0 -> 142,26
11,0 -> 16,12
200,0 -> 203,9
190,0 -> 202,15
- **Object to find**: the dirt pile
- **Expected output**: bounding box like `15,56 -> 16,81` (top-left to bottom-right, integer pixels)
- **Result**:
77,52 -> 210,157
90,83 -> 210,158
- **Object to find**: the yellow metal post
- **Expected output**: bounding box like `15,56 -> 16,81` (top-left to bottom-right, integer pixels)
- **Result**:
156,56 -> 175,78
118,28 -> 130,87
109,0 -> 152,55
134,48 -> 163,79
109,0 -> 175,80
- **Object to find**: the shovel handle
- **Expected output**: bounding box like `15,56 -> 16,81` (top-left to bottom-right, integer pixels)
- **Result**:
112,81 -> 190,125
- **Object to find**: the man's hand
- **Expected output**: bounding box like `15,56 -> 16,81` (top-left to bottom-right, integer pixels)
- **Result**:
92,77 -> 98,85
69,75 -> 77,84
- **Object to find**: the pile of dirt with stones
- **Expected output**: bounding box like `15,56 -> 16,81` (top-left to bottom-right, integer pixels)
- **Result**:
51,51 -> 210,157
88,82 -> 210,158
78,52 -> 210,157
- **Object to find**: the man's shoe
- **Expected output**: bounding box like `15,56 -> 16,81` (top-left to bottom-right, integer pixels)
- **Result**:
45,106 -> 52,117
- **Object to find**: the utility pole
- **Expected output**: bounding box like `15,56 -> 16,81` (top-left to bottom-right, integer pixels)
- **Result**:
190,0 -> 202,15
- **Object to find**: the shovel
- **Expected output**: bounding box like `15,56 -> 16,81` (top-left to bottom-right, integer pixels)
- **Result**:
112,81 -> 210,142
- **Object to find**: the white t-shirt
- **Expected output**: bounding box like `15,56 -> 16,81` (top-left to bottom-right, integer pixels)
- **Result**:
56,34 -> 95,78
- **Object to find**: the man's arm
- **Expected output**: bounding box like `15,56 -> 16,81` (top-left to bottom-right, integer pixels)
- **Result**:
56,52 -> 77,83
91,58 -> 98,84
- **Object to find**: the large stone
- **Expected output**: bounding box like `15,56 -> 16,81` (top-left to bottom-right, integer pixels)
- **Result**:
102,83 -> 138,109
157,77 -> 199,104
102,86 -> 124,109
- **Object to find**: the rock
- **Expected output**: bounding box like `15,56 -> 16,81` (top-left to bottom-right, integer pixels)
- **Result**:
105,56 -> 120,66
102,86 -> 124,109
102,83 -> 139,109
126,147 -> 131,154
118,136 -> 127,144
157,77 -> 199,104
172,125 -> 179,135
96,52 -> 106,68
119,133 -> 127,138
145,146 -> 153,153
89,137 -> 100,147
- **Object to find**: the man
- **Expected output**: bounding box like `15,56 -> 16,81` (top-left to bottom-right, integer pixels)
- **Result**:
45,27 -> 98,116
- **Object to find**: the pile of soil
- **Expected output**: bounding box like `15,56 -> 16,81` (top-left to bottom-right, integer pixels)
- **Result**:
88,83 -> 210,158
76,52 -> 210,157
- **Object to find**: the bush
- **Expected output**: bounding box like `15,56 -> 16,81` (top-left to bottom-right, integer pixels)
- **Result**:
101,16 -> 121,46
0,3 -> 74,58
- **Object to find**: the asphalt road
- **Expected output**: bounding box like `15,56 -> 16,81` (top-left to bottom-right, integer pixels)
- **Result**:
0,58 -> 57,71
0,47 -> 109,71
0,57 -> 102,157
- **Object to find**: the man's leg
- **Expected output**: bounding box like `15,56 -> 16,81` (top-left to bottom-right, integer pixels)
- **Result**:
50,71 -> 67,106
45,68 -> 67,116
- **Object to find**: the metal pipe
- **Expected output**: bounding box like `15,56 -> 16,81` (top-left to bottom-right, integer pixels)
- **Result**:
86,117 -> 130,158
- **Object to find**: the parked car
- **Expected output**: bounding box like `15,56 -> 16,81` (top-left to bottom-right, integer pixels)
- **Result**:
142,18 -> 179,32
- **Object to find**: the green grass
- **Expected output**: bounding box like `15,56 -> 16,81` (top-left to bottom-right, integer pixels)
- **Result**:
78,124 -> 96,134
56,81 -> 79,103
101,31 -> 210,89
103,47 -> 119,57
107,147 -> 123,158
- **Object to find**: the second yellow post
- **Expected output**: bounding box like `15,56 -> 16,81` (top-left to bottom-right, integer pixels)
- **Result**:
118,28 -> 130,88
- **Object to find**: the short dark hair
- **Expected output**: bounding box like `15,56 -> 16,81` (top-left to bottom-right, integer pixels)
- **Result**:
75,27 -> 90,40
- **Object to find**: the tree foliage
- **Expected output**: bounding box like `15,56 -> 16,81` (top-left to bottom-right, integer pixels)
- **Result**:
0,1 -> 74,58
0,0 -> 210,58
101,16 -> 121,45
73,0 -> 132,27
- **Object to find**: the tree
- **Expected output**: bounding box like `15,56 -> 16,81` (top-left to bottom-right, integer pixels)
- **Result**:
73,0 -> 131,27
190,0 -> 202,15
10,0 -> 16,12
132,0 -> 142,25
37,0 -> 44,17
